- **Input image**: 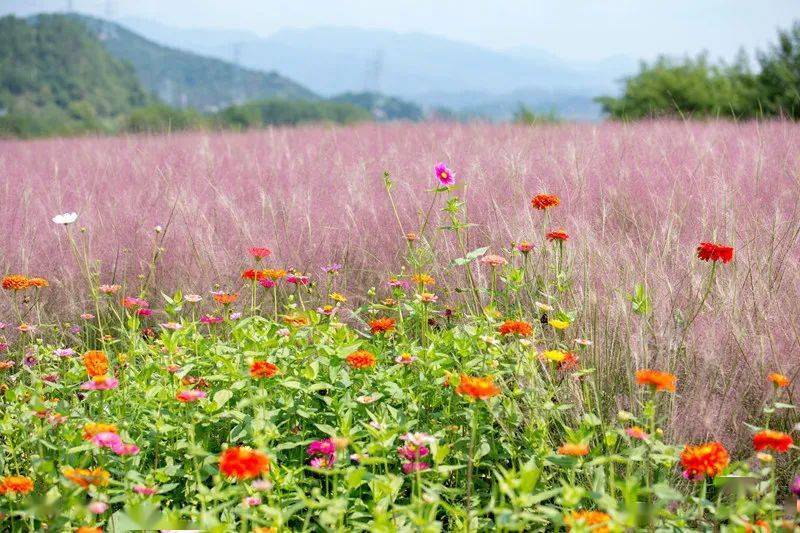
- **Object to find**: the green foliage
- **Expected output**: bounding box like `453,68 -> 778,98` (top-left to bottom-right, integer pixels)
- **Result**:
513,104 -> 560,125
124,104 -> 207,133
214,98 -> 372,128
599,21 -> 800,120
329,91 -> 424,121
0,14 -> 149,137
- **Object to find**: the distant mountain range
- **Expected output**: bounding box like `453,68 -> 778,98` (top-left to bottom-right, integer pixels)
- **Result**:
71,14 -> 314,111
119,19 -> 637,119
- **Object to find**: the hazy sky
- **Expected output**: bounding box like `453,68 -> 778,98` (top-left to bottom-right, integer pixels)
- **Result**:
3,0 -> 799,61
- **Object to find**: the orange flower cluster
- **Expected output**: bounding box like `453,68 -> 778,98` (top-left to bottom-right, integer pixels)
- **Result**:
546,230 -> 569,242
218,447 -> 270,480
263,269 -> 287,280
250,360 -> 279,379
82,351 -> 109,378
82,422 -> 118,441
0,475 -> 34,495
680,441 -> 729,478
558,443 -> 590,456
498,320 -> 533,336
63,467 -> 110,488
411,274 -> 435,286
768,373 -> 789,387
696,242 -> 734,263
346,350 -> 377,369
282,313 -> 310,327
635,369 -> 676,392
1,275 -> 49,290
753,430 -> 793,453
564,510 -> 611,532
456,374 -> 501,400
369,317 -> 396,334
531,193 -> 560,210
212,292 -> 239,305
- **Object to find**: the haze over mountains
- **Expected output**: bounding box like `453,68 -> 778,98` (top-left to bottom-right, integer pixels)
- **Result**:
118,18 -> 636,119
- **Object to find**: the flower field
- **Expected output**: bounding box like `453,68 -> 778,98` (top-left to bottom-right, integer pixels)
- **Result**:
0,120 -> 799,531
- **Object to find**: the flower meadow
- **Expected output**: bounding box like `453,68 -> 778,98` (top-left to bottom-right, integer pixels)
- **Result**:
0,121 -> 800,531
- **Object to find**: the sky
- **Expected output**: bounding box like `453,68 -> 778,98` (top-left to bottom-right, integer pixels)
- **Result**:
3,0 -> 799,62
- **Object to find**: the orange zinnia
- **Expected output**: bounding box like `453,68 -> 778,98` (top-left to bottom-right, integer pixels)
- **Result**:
250,360 -> 279,379
27,277 -> 48,288
768,373 -> 789,388
346,350 -> 376,369
680,441 -> 729,478
696,242 -> 734,263
635,369 -> 676,392
82,351 -> 109,378
753,430 -> 793,453
82,422 -> 118,441
0,475 -> 34,495
63,467 -> 110,488
411,274 -> 435,286
498,320 -> 533,336
212,292 -> 238,305
1,275 -> 29,291
564,510 -> 611,532
76,528 -> 103,533
531,193 -> 560,210
369,317 -> 396,334
218,447 -> 270,480
263,268 -> 287,280
455,374 -> 501,400
558,442 -> 590,456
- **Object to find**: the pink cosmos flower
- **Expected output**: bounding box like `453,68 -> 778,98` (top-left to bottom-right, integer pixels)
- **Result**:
80,375 -> 119,390
434,162 -> 455,186
133,485 -> 157,496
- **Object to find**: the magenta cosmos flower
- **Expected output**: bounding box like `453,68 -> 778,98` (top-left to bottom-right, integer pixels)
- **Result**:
434,163 -> 455,186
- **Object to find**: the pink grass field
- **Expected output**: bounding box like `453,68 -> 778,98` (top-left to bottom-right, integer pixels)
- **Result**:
1,120 -> 799,443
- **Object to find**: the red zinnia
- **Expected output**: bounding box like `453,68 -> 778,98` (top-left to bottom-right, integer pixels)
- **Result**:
753,430 -> 793,453
680,441 -> 729,478
250,360 -> 279,379
248,247 -> 271,260
696,242 -> 734,263
242,269 -> 267,281
218,447 -> 270,480
546,230 -> 569,242
369,317 -> 396,334
498,320 -> 533,336
531,193 -> 560,210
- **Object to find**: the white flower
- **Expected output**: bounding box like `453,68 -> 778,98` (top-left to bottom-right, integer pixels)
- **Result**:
52,212 -> 78,225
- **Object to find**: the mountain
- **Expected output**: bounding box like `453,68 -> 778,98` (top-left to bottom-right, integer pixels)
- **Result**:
70,14 -> 315,111
0,14 -> 149,135
117,21 -> 637,119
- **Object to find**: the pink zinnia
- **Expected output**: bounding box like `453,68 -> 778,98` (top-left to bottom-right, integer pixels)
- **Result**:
133,485 -> 157,495
99,284 -> 121,294
480,254 -> 508,267
259,278 -> 276,289
80,376 -> 119,390
434,162 -> 455,186
136,308 -> 153,317
92,431 -> 123,449
176,389 -> 207,402
112,442 -> 140,456
402,462 -> 431,474
286,274 -> 309,285
200,315 -> 223,325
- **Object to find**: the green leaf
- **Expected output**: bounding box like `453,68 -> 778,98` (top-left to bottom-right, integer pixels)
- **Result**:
212,389 -> 233,407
